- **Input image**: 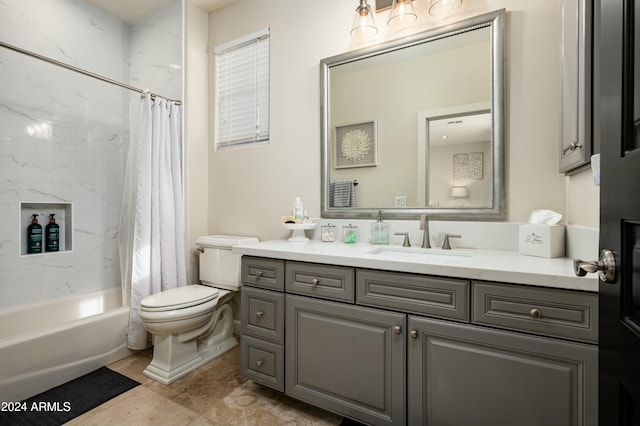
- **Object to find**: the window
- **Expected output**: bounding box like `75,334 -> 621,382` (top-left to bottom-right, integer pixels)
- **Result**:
214,28 -> 269,150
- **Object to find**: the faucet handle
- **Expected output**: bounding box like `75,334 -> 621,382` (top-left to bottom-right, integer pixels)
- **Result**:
442,234 -> 461,250
394,232 -> 411,247
420,214 -> 429,230
420,215 -> 431,248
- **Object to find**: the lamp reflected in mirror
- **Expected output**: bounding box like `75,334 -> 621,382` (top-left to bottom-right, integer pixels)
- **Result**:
388,0 -> 417,29
351,0 -> 378,38
451,186 -> 469,206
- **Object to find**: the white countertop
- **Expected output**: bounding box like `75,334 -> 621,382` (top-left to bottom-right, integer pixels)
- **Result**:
232,240 -> 598,292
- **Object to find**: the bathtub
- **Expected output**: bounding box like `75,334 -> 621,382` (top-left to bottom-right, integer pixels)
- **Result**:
0,288 -> 135,402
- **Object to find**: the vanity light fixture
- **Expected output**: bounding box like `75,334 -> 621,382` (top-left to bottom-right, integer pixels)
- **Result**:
351,0 -> 378,38
387,0 -> 418,29
428,0 -> 462,16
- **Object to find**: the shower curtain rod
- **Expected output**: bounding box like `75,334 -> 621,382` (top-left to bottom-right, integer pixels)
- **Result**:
0,39 -> 182,105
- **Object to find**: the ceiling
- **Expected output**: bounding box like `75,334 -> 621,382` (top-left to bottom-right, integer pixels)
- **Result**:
430,113 -> 492,146
84,0 -> 237,24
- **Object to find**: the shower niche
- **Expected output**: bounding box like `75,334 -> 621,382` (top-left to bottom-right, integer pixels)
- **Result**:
20,202 -> 73,256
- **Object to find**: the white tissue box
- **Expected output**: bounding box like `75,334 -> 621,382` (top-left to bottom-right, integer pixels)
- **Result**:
519,224 -> 565,258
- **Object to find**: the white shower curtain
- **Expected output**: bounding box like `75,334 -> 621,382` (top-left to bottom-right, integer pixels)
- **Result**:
119,93 -> 187,350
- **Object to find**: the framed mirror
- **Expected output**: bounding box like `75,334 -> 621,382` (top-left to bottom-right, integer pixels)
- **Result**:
321,9 -> 505,219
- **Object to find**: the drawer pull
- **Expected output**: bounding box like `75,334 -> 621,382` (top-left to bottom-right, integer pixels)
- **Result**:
255,271 -> 263,279
410,330 -> 418,339
255,311 -> 264,319
256,360 -> 264,368
530,308 -> 541,319
393,325 -> 402,334
311,278 -> 319,286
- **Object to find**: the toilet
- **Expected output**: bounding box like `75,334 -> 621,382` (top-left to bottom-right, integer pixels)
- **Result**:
139,235 -> 258,385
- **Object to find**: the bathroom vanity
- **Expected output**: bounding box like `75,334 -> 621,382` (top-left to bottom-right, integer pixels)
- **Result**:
234,241 -> 598,426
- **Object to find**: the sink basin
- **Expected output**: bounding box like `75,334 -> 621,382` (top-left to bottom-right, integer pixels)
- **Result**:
367,246 -> 472,260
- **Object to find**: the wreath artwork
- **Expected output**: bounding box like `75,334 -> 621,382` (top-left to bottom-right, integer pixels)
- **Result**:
341,129 -> 371,161
334,121 -> 377,168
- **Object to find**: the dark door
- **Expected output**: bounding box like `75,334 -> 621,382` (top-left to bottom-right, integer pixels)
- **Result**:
599,0 -> 640,423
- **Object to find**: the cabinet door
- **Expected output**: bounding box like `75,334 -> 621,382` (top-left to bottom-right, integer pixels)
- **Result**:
560,0 -> 594,173
286,295 -> 405,426
408,316 -> 597,426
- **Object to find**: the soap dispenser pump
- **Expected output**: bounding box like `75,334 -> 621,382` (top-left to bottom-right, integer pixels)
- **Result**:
27,214 -> 42,254
370,210 -> 389,245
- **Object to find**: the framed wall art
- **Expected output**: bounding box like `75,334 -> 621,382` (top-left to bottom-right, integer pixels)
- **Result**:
453,152 -> 483,180
334,120 -> 377,169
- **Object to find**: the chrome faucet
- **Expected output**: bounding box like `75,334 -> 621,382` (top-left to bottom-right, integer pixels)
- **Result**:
442,234 -> 461,250
394,232 -> 411,247
420,215 -> 430,248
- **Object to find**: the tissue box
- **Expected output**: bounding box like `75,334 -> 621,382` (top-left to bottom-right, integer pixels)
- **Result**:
519,224 -> 565,258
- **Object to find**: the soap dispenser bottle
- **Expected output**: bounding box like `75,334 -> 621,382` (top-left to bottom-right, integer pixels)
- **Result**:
293,197 -> 304,222
370,210 -> 389,245
45,213 -> 60,252
27,214 -> 42,254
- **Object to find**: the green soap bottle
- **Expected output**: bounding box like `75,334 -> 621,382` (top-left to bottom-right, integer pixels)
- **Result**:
45,214 -> 60,252
27,214 -> 42,254
370,210 -> 389,245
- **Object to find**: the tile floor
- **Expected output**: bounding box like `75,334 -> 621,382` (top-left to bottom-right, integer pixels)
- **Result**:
66,346 -> 343,426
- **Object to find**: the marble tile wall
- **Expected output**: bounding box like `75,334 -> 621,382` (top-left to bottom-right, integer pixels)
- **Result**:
130,1 -> 183,102
0,0 -> 183,309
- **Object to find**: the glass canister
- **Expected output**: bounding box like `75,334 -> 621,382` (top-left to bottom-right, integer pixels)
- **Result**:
343,224 -> 359,244
321,224 -> 337,242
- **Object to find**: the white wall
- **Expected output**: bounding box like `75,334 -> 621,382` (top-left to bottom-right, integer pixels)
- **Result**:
199,0 -> 599,242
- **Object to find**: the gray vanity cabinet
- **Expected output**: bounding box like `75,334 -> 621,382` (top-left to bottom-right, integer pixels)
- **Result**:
408,316 -> 598,426
239,256 -> 599,425
285,294 -> 406,426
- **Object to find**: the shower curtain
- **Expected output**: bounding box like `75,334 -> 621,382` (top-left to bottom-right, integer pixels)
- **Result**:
119,93 -> 187,350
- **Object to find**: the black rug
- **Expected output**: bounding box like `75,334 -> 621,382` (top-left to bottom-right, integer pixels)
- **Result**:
0,367 -> 139,426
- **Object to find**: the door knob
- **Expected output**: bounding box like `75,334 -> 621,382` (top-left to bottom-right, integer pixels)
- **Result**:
574,249 -> 616,283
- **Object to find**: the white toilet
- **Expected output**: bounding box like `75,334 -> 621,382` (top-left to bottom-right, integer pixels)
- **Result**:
139,235 -> 258,385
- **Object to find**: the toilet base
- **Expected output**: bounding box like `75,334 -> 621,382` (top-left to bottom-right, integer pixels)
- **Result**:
143,333 -> 237,385
143,303 -> 237,385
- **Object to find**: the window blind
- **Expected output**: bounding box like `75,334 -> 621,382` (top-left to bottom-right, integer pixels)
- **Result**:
215,29 -> 269,150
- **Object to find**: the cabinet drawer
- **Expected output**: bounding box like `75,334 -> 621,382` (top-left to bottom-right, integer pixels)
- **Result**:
240,335 -> 284,392
286,261 -> 355,302
241,287 -> 284,343
472,282 -> 598,343
241,256 -> 285,291
357,269 -> 470,322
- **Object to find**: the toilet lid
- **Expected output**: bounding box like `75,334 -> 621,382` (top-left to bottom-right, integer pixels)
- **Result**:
140,285 -> 219,311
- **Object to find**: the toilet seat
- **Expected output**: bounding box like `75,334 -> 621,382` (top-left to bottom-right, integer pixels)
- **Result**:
140,285 -> 219,312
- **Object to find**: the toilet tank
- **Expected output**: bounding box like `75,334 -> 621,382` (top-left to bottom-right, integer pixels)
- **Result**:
195,235 -> 259,291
